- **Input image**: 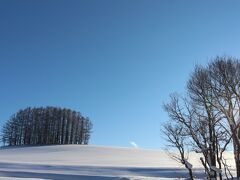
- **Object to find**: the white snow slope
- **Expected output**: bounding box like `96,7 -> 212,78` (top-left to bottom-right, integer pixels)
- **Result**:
0,145 -> 235,179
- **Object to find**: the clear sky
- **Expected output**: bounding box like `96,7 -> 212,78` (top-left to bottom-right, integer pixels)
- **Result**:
1,0 -> 240,149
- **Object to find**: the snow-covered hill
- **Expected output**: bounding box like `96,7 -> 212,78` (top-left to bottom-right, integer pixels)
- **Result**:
0,145 -> 235,179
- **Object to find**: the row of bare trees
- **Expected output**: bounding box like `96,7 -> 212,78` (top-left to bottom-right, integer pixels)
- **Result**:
163,57 -> 240,179
1,107 -> 92,146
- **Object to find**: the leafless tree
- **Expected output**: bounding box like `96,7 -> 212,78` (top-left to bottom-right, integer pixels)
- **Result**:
163,57 -> 240,179
164,94 -> 223,179
163,122 -> 194,180
205,57 -> 240,178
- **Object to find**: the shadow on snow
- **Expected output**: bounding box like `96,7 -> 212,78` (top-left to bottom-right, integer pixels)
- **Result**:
0,162 -> 205,179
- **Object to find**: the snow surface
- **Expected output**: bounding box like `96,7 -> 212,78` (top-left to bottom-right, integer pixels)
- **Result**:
0,145 -> 235,179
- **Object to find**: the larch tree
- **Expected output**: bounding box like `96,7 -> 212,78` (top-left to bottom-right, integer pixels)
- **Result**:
1,107 -> 92,146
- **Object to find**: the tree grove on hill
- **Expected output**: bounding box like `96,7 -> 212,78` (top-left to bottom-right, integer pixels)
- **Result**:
1,107 -> 92,146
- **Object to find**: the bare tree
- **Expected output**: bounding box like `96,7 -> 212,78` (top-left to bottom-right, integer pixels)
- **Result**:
163,123 -> 194,180
164,94 -> 221,179
163,56 -> 240,179
206,57 -> 240,178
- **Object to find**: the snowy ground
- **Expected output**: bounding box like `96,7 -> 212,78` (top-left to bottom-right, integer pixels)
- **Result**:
0,145 -> 235,179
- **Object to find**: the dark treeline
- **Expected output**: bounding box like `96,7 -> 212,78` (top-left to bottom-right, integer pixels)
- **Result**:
1,107 -> 92,146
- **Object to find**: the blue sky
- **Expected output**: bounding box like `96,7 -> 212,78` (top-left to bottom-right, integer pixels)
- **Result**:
1,1 -> 240,149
